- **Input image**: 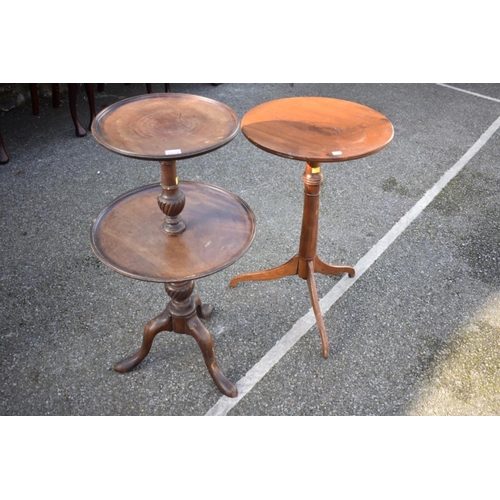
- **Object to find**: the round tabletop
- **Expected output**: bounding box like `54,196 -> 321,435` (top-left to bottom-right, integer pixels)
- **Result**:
91,93 -> 240,161
241,97 -> 394,162
90,181 -> 256,283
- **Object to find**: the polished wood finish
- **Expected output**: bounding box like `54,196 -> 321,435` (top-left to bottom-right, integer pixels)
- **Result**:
91,93 -> 240,161
158,160 -> 187,234
90,94 -> 249,397
91,92 -> 240,233
90,181 -> 256,283
240,96 -> 393,162
231,97 -> 394,358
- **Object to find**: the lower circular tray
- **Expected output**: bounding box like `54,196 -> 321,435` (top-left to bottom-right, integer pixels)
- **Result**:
90,181 -> 256,282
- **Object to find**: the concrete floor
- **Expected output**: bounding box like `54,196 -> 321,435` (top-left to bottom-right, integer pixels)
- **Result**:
1,83 -> 500,416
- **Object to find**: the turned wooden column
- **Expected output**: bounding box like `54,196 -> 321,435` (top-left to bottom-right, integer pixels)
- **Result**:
158,160 -> 186,234
297,161 -> 323,279
230,96 -> 394,359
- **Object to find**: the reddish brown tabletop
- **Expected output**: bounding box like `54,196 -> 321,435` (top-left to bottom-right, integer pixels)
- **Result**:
91,93 -> 240,161
241,96 -> 394,162
90,181 -> 256,283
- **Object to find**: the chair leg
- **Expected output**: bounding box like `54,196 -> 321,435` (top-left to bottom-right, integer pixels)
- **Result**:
0,130 -> 8,165
52,84 -> 60,108
84,83 -> 96,129
68,84 -> 87,137
29,84 -> 39,115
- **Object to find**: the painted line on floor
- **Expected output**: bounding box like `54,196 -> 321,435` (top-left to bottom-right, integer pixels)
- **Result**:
205,114 -> 500,416
436,83 -> 500,103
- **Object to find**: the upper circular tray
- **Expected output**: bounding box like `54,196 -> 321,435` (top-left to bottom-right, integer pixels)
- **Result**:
91,93 -> 240,161
241,97 -> 394,163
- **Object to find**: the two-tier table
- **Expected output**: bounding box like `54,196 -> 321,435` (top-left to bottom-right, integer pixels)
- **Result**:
90,93 -> 256,398
230,97 -> 394,358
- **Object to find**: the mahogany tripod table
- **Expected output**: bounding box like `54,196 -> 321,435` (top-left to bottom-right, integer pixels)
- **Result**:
90,93 -> 255,397
230,97 -> 394,358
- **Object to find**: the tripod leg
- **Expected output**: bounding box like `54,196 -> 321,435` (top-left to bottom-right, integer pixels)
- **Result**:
186,315 -> 238,398
114,308 -> 172,373
230,254 -> 299,287
193,295 -> 214,319
306,260 -> 329,359
314,256 -> 355,278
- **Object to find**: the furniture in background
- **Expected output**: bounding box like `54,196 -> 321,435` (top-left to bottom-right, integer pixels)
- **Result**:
0,84 -> 220,164
29,83 -> 96,137
0,131 -> 8,164
97,83 -> 170,93
1,83 -> 97,164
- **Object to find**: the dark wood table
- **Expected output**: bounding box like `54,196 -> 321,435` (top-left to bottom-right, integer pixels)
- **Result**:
230,97 -> 394,358
90,93 -> 255,397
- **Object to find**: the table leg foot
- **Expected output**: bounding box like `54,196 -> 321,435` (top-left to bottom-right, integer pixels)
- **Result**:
314,256 -> 355,278
114,308 -> 172,373
115,281 -> 235,397
306,260 -> 329,359
193,294 -> 214,319
68,83 -> 87,137
229,254 -> 299,287
186,315 -> 238,398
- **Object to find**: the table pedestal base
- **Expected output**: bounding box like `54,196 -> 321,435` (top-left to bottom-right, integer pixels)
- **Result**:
230,254 -> 354,359
230,162 -> 355,359
114,280 -> 238,398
